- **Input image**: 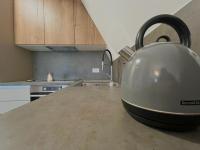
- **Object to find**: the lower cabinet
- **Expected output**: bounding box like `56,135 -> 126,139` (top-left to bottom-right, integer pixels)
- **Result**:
0,101 -> 29,114
0,86 -> 30,113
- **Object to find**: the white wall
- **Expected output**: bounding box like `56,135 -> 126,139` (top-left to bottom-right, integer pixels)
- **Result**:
82,0 -> 191,59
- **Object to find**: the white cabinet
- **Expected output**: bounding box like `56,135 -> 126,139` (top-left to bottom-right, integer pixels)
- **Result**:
0,86 -> 30,113
0,101 -> 29,114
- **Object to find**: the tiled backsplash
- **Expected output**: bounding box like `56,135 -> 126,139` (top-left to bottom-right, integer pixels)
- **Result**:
33,51 -> 111,81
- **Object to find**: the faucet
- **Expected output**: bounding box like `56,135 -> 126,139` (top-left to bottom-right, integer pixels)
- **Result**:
102,50 -> 113,81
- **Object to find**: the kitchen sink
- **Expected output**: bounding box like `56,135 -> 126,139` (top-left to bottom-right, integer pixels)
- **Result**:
82,81 -> 119,87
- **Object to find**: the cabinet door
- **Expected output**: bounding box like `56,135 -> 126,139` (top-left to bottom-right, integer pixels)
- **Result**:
0,101 -> 29,114
74,0 -> 93,45
0,86 -> 30,101
93,21 -> 106,45
74,0 -> 105,45
0,86 -> 30,113
44,0 -> 75,45
14,0 -> 45,44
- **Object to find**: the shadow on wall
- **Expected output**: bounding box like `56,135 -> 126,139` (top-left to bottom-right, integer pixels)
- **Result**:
0,0 -> 33,82
145,0 -> 200,55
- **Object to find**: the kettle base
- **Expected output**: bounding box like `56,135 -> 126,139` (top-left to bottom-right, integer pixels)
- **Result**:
122,100 -> 200,131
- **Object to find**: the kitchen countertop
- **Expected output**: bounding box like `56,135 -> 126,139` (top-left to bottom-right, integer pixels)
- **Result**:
0,80 -> 112,86
0,86 -> 200,150
0,80 -> 83,86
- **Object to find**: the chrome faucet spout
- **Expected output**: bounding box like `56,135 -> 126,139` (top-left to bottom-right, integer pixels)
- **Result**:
102,50 -> 113,81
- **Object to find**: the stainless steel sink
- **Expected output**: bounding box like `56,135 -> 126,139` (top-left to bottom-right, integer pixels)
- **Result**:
82,81 -> 119,87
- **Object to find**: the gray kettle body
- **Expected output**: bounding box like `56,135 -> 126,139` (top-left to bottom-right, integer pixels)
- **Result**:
121,14 -> 200,130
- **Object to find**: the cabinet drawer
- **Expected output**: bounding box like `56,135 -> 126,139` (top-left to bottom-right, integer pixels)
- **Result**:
0,86 -> 30,101
0,101 -> 29,114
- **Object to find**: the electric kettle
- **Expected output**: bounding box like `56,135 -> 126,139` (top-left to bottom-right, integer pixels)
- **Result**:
120,14 -> 200,130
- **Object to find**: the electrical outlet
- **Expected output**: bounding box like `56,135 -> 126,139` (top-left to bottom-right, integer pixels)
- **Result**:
92,68 -> 100,73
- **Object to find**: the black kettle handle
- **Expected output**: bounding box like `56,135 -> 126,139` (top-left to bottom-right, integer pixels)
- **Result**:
135,14 -> 191,50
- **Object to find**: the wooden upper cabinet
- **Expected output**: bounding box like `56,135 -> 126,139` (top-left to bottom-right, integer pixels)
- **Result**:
44,0 -> 75,45
74,0 -> 105,45
93,22 -> 106,45
14,0 -> 105,47
14,0 -> 45,44
74,0 -> 93,45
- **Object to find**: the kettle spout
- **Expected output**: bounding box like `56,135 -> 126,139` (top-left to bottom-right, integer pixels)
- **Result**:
119,46 -> 135,62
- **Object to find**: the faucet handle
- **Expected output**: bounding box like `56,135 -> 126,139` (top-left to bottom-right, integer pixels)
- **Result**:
119,46 -> 135,61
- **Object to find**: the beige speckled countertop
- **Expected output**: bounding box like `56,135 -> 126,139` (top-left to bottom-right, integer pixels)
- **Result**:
0,86 -> 200,150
